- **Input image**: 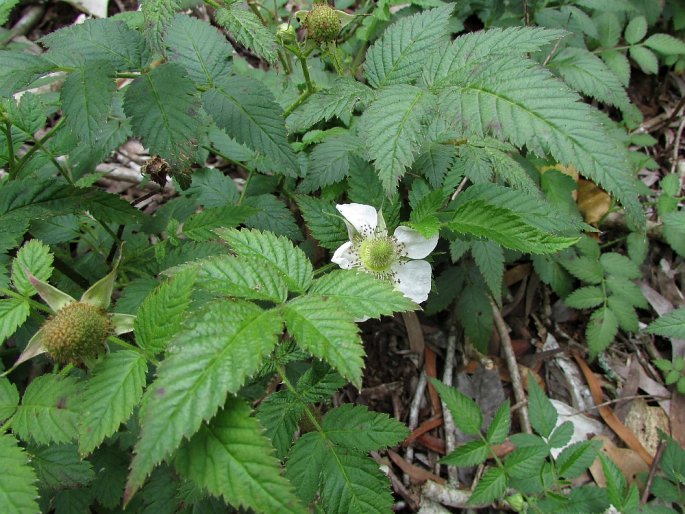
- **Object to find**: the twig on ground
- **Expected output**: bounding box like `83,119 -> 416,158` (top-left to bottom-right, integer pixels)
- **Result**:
670,114 -> 685,174
421,481 -> 478,508
405,370 -> 428,484
372,452 -> 420,511
441,332 -> 459,484
641,440 -> 667,504
492,301 -> 532,434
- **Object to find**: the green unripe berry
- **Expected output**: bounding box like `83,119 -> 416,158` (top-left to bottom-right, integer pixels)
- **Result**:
41,302 -> 113,364
304,4 -> 341,44
359,237 -> 396,273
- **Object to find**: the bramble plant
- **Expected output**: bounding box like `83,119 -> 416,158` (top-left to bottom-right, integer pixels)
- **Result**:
1,0 -> 685,512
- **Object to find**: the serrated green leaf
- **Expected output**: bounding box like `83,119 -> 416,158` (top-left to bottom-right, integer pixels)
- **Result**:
425,27 -> 566,85
41,18 -> 149,70
0,51 -> 51,97
300,133 -> 363,193
600,252 -> 641,279
287,78 -> 374,133
186,166 -> 240,207
12,374 -> 79,445
296,195 -> 348,251
0,0 -> 20,28
89,445 -> 128,509
447,200 -> 578,254
30,443 -> 95,489
283,295 -> 364,387
565,286 -> 605,309
556,440 -> 599,479
442,440 -> 489,467
561,256 -> 603,284
601,49 -> 631,87
322,404 -> 409,451
215,6 -> 277,64
204,75 -> 300,176
608,295 -> 639,332
365,5 -> 453,88
469,466 -> 507,506
134,267 -> 198,355
431,378 -> 482,436
647,308 -> 685,339
413,142 -> 457,188
321,450 -> 393,514
193,254 -> 288,303
407,188 -> 446,239
599,453 -> 627,507
587,307 -> 619,357
359,85 -> 436,192
243,194 -> 303,241
624,16 -> 647,44
141,0 -> 180,53
643,33 -> 685,55
548,420 -> 574,450
630,46 -> 659,74
166,14 -> 233,86
285,431 -> 327,504
0,377 -> 19,422
527,372 -> 556,438
183,205 -> 255,241
256,390 -> 304,459
61,63 -> 116,146
627,232 -> 648,264
217,228 -> 313,292
472,240 -> 504,300
486,400 -> 511,445
663,211 -> 685,256
0,298 -> 30,345
549,47 -> 631,112
455,279 -> 493,352
124,63 -> 204,167
0,433 -> 40,514
127,302 -> 282,496
11,239 -> 53,297
435,54 -> 644,226
605,275 -> 647,308
308,270 -> 416,320
505,445 -> 548,479
78,351 -> 147,456
175,397 -> 306,514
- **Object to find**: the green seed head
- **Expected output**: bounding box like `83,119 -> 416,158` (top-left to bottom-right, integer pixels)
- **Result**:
304,3 -> 341,43
359,237 -> 396,273
41,302 -> 113,364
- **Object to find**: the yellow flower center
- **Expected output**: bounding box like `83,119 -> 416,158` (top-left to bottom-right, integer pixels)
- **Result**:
358,237 -> 396,273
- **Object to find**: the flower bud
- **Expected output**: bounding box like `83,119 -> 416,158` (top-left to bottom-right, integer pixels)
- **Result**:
276,23 -> 297,45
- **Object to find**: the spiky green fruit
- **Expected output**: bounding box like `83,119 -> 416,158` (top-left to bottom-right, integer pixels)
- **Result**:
304,3 -> 341,43
41,302 -> 113,364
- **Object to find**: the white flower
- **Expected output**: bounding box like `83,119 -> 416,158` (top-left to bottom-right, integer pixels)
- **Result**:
332,203 -> 438,304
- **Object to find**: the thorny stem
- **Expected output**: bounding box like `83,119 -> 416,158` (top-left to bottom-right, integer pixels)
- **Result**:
283,88 -> 313,118
298,53 -> 315,94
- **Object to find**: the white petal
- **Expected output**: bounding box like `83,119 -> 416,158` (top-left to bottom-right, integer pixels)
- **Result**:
392,260 -> 433,304
394,226 -> 439,259
336,203 -> 378,237
331,242 -> 357,270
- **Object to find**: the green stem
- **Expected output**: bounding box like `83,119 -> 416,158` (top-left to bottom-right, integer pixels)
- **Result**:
247,0 -> 267,24
14,118 -> 65,177
108,335 -> 159,366
277,364 -> 324,433
238,169 -> 253,204
283,88 -> 313,118
0,288 -> 52,313
298,53 -> 315,94
204,0 -> 221,8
